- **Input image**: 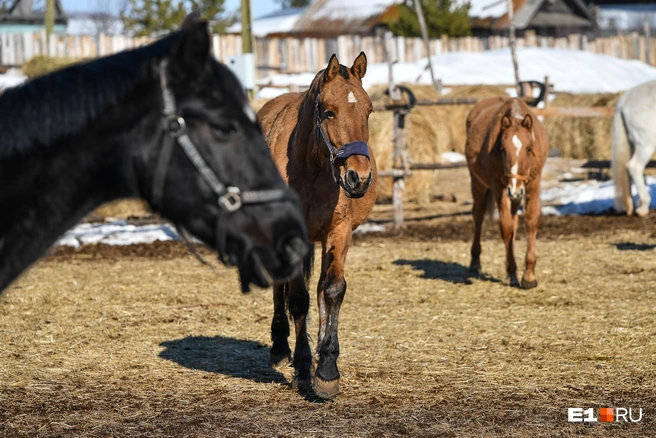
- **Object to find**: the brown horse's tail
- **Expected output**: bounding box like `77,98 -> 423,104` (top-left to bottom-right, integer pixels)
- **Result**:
303,243 -> 315,287
612,107 -> 633,215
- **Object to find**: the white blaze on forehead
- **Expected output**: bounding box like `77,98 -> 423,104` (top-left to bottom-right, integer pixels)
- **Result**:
512,134 -> 523,153
347,91 -> 357,103
243,103 -> 257,123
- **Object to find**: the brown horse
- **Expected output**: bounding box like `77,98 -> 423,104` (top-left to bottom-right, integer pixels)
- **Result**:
258,52 -> 376,399
465,97 -> 548,289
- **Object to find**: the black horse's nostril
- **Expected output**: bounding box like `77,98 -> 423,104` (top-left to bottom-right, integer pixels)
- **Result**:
346,169 -> 359,189
365,171 -> 373,187
281,236 -> 307,266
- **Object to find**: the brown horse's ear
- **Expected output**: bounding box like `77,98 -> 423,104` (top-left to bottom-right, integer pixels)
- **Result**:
324,54 -> 340,83
181,11 -> 201,29
522,114 -> 533,130
501,116 -> 511,130
351,51 -> 367,79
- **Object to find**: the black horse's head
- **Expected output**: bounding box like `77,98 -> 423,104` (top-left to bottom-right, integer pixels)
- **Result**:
137,20 -> 308,291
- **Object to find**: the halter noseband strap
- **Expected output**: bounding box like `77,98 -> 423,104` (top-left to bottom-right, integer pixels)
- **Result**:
314,93 -> 371,192
152,60 -> 291,265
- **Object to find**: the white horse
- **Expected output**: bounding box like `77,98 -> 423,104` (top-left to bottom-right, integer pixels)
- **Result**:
612,80 -> 656,216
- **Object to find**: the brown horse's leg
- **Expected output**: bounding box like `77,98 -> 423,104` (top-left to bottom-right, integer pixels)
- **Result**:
287,275 -> 312,388
270,283 -> 291,367
521,182 -> 541,289
469,178 -> 488,276
313,222 -> 351,399
496,190 -> 520,287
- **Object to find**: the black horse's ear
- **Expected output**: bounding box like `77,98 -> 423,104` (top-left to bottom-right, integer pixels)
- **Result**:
522,114 -> 533,130
181,11 -> 201,29
324,54 -> 340,83
171,20 -> 210,79
351,52 -> 367,80
501,116 -> 511,129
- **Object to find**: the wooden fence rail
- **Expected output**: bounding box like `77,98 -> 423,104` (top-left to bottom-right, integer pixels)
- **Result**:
2,30 -> 656,78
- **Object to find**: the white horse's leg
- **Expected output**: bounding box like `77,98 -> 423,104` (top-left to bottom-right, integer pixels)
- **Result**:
626,141 -> 655,217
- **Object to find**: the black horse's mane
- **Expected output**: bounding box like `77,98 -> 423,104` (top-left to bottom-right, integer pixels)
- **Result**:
0,32 -> 181,158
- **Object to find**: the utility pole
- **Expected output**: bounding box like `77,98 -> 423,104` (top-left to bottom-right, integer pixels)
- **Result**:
241,0 -> 255,100
414,0 -> 438,91
507,0 -> 521,96
45,0 -> 55,46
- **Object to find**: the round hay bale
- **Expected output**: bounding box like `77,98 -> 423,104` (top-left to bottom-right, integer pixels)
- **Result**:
368,84 -> 509,203
543,92 -> 620,159
22,56 -> 86,79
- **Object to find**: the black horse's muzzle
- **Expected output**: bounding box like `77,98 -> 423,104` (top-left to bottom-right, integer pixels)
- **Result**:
232,233 -> 308,292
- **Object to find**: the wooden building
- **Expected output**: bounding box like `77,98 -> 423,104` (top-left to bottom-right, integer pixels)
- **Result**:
0,0 -> 67,34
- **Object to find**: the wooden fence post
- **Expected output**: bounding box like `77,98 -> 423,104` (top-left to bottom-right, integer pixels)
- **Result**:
384,31 -> 405,230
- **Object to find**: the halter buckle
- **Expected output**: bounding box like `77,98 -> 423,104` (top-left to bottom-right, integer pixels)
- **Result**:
218,187 -> 242,212
164,115 -> 186,137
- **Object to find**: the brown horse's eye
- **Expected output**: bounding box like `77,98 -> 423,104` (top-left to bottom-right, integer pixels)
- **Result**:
214,121 -> 237,136
324,110 -> 335,119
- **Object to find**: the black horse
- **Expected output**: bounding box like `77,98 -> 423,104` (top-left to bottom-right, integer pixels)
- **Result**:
0,18 -> 308,294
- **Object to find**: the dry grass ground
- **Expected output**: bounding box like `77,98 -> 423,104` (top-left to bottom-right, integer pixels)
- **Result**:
1,208 -> 656,437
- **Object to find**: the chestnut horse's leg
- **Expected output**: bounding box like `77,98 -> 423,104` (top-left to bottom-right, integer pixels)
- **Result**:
313,222 -> 351,399
469,178 -> 489,276
496,189 -> 521,287
270,284 -> 291,367
521,181 -> 541,289
287,276 -> 312,388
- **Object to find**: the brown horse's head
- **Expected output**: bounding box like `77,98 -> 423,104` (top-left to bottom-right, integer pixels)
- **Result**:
313,52 -> 373,198
499,101 -> 535,201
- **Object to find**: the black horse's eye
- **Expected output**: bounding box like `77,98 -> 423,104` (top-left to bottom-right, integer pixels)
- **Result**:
214,121 -> 237,136
324,110 -> 335,119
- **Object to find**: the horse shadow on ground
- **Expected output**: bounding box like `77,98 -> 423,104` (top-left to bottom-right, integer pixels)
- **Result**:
159,335 -> 286,385
160,335 -> 331,403
614,242 -> 656,251
393,259 -> 502,285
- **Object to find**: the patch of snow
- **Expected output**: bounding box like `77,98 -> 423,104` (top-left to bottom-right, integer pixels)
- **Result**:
353,222 -> 386,234
228,7 -> 305,37
457,0 -> 508,19
540,177 -> 656,216
307,0 -> 395,21
441,151 -> 466,164
57,221 -> 179,248
0,70 -> 27,90
259,48 -> 656,94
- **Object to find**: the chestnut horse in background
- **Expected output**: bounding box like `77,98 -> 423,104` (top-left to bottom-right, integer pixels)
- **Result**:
258,52 -> 376,399
465,97 -> 548,289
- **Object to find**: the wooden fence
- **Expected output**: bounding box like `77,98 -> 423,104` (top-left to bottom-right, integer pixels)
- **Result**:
2,30 -> 656,78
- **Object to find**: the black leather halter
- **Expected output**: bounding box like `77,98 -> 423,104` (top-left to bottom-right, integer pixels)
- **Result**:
314,93 -> 371,195
152,60 -> 292,265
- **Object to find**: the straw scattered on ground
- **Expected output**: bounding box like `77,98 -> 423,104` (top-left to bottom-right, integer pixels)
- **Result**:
1,202 -> 656,437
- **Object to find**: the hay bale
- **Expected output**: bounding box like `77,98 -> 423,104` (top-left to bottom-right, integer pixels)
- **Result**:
91,199 -> 152,220
543,92 -> 620,160
369,84 -> 509,203
22,55 -> 85,79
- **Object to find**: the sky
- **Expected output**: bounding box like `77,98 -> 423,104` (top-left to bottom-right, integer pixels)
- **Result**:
61,0 -> 280,18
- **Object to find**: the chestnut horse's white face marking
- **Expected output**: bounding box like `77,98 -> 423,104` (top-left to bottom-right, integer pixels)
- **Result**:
347,91 -> 357,103
509,135 -> 523,194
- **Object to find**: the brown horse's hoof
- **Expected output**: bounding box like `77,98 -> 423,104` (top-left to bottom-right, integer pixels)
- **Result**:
509,276 -> 521,288
521,278 -> 538,289
270,352 -> 292,368
312,376 -> 340,399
